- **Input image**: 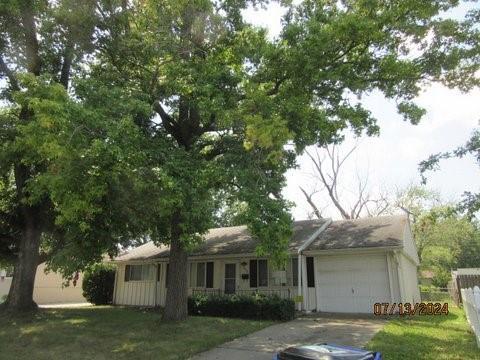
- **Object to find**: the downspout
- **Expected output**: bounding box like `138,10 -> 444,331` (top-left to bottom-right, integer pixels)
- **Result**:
297,219 -> 332,312
297,254 -> 302,311
302,255 -> 309,312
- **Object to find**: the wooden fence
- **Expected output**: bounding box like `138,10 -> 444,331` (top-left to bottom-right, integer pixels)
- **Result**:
456,275 -> 480,304
461,286 -> 480,348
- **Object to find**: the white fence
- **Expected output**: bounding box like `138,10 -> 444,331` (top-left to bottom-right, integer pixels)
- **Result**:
461,286 -> 480,348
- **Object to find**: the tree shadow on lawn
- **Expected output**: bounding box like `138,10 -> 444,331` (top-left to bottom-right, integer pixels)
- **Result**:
0,306 -> 273,360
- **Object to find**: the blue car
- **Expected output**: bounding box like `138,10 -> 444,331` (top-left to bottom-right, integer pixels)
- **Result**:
273,343 -> 382,360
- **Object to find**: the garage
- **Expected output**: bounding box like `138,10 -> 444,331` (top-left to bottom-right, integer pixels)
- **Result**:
315,254 -> 391,313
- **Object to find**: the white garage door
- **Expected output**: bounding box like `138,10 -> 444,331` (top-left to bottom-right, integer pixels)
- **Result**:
315,254 -> 390,313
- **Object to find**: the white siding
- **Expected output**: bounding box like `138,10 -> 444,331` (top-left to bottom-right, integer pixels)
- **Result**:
113,257 -> 299,307
114,263 -> 157,306
0,277 -> 12,299
398,253 -> 421,303
32,263 -> 87,304
2,264 -> 87,304
403,221 -> 420,265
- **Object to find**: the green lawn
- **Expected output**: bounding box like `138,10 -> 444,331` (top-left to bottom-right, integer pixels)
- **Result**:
0,306 -> 273,360
366,304 -> 479,359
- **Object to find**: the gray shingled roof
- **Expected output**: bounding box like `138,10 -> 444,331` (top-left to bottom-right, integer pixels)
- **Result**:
114,215 -> 407,262
307,215 -> 407,251
115,219 -> 328,262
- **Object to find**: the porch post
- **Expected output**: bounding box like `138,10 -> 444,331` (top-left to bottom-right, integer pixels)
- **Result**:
297,254 -> 302,311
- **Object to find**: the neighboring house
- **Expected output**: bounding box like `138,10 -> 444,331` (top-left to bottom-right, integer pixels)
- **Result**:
0,267 -> 13,299
0,263 -> 87,304
112,215 -> 421,313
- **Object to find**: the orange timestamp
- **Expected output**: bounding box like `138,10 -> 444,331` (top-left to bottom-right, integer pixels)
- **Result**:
373,302 -> 449,316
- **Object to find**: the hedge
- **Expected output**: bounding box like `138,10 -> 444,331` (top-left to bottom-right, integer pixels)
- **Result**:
188,293 -> 295,321
82,263 -> 116,305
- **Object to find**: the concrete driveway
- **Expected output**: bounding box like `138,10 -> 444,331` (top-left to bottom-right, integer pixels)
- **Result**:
191,315 -> 385,360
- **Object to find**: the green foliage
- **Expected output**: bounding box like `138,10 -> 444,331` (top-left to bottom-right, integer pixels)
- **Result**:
188,293 -> 295,321
1,0 -> 479,300
82,263 -> 116,305
420,128 -> 480,217
430,268 -> 452,288
414,205 -> 480,287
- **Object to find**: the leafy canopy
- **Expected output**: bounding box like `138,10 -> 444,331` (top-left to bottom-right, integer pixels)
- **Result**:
1,0 -> 479,274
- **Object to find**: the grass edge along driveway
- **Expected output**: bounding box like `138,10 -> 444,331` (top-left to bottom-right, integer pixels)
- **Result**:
366,304 -> 479,360
0,306 -> 273,360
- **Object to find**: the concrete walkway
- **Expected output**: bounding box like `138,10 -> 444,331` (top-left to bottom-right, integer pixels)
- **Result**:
191,315 -> 385,360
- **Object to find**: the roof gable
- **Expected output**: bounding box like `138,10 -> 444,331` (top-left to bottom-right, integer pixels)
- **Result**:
306,215 -> 407,251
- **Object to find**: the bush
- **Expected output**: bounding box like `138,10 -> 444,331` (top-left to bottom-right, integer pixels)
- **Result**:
188,293 -> 295,321
82,263 -> 116,305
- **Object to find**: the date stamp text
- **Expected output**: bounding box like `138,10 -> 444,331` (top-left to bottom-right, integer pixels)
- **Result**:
373,302 -> 449,316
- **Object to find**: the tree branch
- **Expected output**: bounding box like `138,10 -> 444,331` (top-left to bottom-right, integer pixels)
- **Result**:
59,40 -> 74,89
299,186 -> 323,219
20,0 -> 41,75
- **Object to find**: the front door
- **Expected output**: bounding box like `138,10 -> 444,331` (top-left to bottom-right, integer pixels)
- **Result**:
224,263 -> 236,294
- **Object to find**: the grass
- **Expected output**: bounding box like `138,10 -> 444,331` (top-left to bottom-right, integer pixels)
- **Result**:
366,304 -> 479,359
0,306 -> 273,360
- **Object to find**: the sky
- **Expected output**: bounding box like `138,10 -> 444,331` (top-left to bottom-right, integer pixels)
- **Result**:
243,2 -> 480,220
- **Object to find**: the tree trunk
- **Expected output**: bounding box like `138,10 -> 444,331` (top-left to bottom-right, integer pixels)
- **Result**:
2,219 -> 42,312
163,218 -> 189,321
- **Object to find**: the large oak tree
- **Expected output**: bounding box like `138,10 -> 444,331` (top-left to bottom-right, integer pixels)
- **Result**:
1,0 -> 479,319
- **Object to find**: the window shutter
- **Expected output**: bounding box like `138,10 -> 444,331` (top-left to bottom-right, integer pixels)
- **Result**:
124,265 -> 131,282
196,262 -> 206,287
206,262 -> 214,288
249,260 -> 257,288
306,257 -> 315,288
292,258 -> 298,287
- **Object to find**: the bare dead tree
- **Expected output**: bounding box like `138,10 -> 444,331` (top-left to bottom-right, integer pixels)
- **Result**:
299,187 -> 325,219
300,143 -> 390,219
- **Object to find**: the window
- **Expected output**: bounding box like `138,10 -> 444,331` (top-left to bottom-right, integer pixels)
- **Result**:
292,258 -> 298,287
306,257 -> 315,288
249,259 -> 268,288
196,262 -> 206,287
124,264 -> 154,282
191,262 -> 214,288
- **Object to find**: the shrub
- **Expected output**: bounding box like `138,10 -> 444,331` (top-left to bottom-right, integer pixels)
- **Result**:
188,293 -> 295,321
82,263 -> 116,305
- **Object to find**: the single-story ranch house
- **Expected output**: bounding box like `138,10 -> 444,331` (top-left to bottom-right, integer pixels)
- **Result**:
112,215 -> 421,313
